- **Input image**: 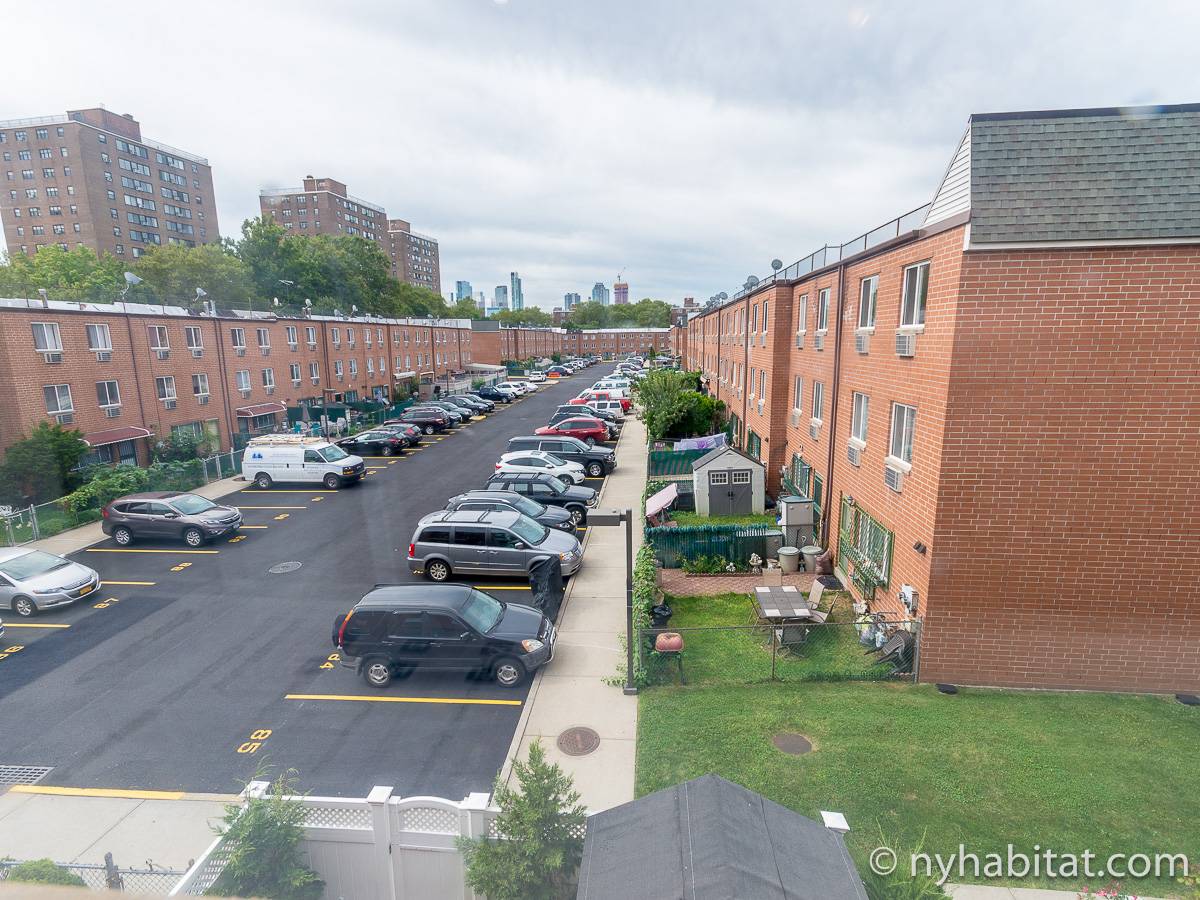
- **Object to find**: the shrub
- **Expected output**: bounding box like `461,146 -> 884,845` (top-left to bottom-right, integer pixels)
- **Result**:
680,554 -> 743,574
0,422 -> 88,505
64,459 -> 205,512
6,858 -> 87,886
860,828 -> 951,900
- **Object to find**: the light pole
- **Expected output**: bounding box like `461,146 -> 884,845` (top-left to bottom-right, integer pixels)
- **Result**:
588,507 -> 637,694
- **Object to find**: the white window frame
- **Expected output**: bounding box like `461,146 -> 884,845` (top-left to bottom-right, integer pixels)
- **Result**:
331,327 -> 341,346
709,471 -> 729,486
148,325 -> 170,351
732,470 -> 751,485
235,369 -> 251,392
900,262 -> 929,330
366,358 -> 375,375
761,300 -> 769,335
286,325 -> 297,346
889,402 -> 917,470
305,325 -> 317,347
817,288 -> 830,332
308,361 -> 320,381
155,375 -> 177,401
32,321 -> 63,351
349,359 -> 358,377
256,327 -> 271,350
796,294 -> 808,335
793,376 -> 803,412
43,383 -> 73,414
262,368 -> 275,389
748,367 -> 756,399
230,327 -> 246,349
185,325 -> 203,350
759,370 -> 766,398
86,323 -> 112,351
96,380 -> 121,408
812,381 -> 825,423
858,275 -> 878,331
334,360 -> 344,378
192,373 -> 209,397
850,391 -> 869,446
290,362 -> 302,383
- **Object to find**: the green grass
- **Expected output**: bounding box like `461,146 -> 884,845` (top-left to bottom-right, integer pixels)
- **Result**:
671,511 -> 778,527
645,592 -> 893,685
638,682 -> 1200,895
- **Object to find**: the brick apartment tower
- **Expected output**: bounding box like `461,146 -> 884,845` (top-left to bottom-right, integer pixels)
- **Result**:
0,108 -> 219,259
686,103 -> 1200,693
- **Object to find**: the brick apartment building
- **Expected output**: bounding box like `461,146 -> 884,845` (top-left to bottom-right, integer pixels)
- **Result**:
0,107 -> 219,259
500,326 -> 672,360
259,177 -> 441,292
684,104 -> 1200,693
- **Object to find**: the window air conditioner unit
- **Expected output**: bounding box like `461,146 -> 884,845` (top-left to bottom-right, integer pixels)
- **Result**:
104,406 -> 121,418
92,350 -> 111,362
163,398 -> 177,409
235,346 -> 246,356
813,334 -> 824,351
789,410 -> 801,427
310,377 -> 319,385
288,343 -> 297,351
292,379 -> 301,387
265,386 -> 275,395
847,444 -> 861,466
795,332 -> 804,349
43,351 -> 63,364
809,421 -> 819,440
307,342 -> 317,350
336,373 -> 344,382
55,412 -> 74,424
855,333 -> 869,354
191,348 -> 203,358
260,347 -> 270,356
884,465 -> 904,492
156,349 -> 170,360
240,389 -> 250,399
198,394 -> 209,405
757,399 -> 765,416
895,332 -> 916,357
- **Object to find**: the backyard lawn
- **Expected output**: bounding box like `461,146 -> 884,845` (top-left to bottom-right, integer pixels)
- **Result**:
637,681 -> 1200,895
670,511 -> 778,527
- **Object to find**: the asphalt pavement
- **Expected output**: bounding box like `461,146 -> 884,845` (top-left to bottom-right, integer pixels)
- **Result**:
0,378 -> 603,799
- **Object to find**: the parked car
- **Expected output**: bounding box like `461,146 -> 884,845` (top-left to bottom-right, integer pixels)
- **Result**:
535,417 -> 609,446
242,436 -> 365,489
495,450 -> 586,484
483,471 -> 598,526
457,394 -> 495,412
573,390 -> 632,412
379,422 -> 424,445
445,490 -> 577,532
102,491 -> 243,547
420,401 -> 465,424
587,399 -> 627,421
408,510 -> 583,582
497,381 -> 530,395
528,371 -> 547,382
397,407 -> 450,434
474,386 -> 513,403
336,429 -> 407,456
507,435 -> 616,477
551,403 -> 619,425
0,547 -> 101,617
443,396 -> 484,417
333,583 -> 555,688
512,379 -> 539,393
546,365 -> 571,378
548,407 -> 619,439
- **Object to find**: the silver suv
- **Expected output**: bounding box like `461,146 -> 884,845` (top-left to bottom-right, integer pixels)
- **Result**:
408,510 -> 582,582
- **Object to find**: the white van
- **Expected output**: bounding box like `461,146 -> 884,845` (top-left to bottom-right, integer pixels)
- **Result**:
242,436 -> 366,489
589,399 -> 626,420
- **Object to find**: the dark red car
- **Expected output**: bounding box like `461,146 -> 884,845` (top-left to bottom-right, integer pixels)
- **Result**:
535,417 -> 608,446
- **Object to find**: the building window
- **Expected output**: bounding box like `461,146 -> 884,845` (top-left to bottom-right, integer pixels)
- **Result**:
748,367 -> 756,398
262,368 -> 275,389
308,361 -> 319,382
817,288 -> 830,331
256,327 -> 270,350
305,326 -> 316,347
850,392 -> 869,444
43,383 -> 73,415
192,373 -> 209,397
290,363 -> 301,383
793,376 -> 803,412
285,325 -> 297,347
858,276 -> 878,329
761,300 -> 768,335
889,403 -> 916,466
155,376 -> 177,401
231,327 -> 246,349
901,262 -> 929,328
236,370 -> 251,392
86,323 -> 112,351
812,381 -> 825,422
334,360 -> 343,378
331,327 -> 341,346
31,321 -> 63,351
746,431 -> 762,460
838,497 -> 893,593
349,359 -> 358,377
96,380 -> 121,408
148,325 -> 169,352
185,325 -> 203,351
759,369 -> 766,398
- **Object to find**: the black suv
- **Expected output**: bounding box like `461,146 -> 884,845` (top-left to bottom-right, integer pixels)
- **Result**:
446,490 -> 577,532
473,386 -> 512,403
336,429 -> 407,456
397,407 -> 450,434
333,584 -> 555,688
483,472 -> 597,526
507,435 -> 616,478
552,403 -> 619,425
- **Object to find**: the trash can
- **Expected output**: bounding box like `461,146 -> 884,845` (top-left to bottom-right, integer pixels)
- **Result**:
778,546 -> 801,574
800,545 -> 823,573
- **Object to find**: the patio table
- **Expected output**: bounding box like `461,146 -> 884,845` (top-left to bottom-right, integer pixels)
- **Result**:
752,585 -> 827,646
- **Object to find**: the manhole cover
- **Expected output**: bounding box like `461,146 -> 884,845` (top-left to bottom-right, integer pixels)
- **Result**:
268,561 -> 303,575
771,733 -> 813,755
0,765 -> 53,786
557,726 -> 600,757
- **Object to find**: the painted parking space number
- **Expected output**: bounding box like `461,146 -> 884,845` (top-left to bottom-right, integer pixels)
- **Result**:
0,645 -> 24,662
236,728 -> 273,754
319,651 -> 341,670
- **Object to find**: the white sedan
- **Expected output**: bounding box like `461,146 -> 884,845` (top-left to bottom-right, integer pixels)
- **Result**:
494,450 -> 586,484
497,381 -> 530,395
528,371 -> 547,382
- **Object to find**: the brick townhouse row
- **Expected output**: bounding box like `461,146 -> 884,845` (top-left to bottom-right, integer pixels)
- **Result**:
501,326 -> 671,360
678,103 -> 1200,694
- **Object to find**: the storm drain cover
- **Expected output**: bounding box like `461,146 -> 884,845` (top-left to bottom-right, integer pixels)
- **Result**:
268,561 -> 303,575
771,733 -> 813,755
0,765 -> 53,786
557,727 -> 600,757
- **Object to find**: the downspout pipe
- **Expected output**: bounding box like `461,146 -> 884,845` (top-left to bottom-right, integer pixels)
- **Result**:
822,262 -> 848,542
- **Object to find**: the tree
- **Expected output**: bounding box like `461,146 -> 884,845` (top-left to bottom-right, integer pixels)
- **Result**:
0,246 -> 124,303
457,740 -> 586,900
132,242 -> 253,307
494,308 -> 553,327
0,422 -> 88,504
565,300 -> 609,329
450,297 -> 486,319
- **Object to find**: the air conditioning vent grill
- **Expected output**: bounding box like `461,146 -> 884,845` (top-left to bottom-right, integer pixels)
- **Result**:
895,332 -> 916,358
104,406 -> 121,419
855,333 -> 869,354
197,395 -> 210,405
847,444 -> 861,466
795,333 -> 804,349
155,349 -> 170,360
240,389 -> 251,399
884,465 -> 904,492
260,347 -> 271,356
307,343 -> 317,350
163,399 -> 177,410
43,352 -> 63,364
814,334 -> 825,351
288,343 -> 298,351
95,351 -> 112,362
789,410 -> 801,427
809,422 -> 819,440
265,386 -> 275,395
235,346 -> 246,356
310,377 -> 320,385
191,348 -> 203,358
54,412 -> 74,424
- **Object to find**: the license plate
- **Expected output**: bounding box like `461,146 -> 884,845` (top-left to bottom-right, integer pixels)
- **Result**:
79,585 -> 93,596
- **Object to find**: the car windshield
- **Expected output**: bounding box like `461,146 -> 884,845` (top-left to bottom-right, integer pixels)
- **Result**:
544,475 -> 568,493
541,453 -> 566,466
461,590 -> 505,633
322,445 -> 350,462
511,514 -> 549,545
507,495 -> 546,517
0,550 -> 71,580
169,494 -> 218,515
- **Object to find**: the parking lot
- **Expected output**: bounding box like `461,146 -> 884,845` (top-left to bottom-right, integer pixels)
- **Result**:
0,374 -> 612,799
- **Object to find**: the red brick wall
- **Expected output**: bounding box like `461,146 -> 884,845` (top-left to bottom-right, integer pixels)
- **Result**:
921,246 -> 1200,692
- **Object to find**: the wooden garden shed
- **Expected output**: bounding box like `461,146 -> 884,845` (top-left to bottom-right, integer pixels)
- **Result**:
691,445 -> 766,517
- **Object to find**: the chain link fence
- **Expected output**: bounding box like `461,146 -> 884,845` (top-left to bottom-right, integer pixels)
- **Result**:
0,857 -> 184,894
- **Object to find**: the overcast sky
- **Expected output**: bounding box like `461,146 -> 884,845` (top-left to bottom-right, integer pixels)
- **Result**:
7,0 -> 1200,308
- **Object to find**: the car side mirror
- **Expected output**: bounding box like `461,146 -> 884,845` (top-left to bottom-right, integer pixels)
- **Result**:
460,631 -> 472,641
164,512 -> 179,519
514,542 -> 526,550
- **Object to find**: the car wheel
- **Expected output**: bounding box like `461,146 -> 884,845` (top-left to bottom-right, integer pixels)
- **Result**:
112,526 -> 133,546
382,444 -> 395,456
585,436 -> 596,447
255,472 -> 273,489
568,506 -> 584,527
323,474 -> 341,490
424,425 -> 435,434
426,559 -> 451,582
587,462 -> 604,478
12,596 -> 36,618
183,527 -> 204,548
363,658 -> 392,688
493,657 -> 527,688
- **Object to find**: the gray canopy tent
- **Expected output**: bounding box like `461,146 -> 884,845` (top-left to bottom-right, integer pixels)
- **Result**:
576,774 -> 868,900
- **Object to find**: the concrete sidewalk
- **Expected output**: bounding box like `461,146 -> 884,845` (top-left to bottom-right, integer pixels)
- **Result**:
500,416 -> 646,812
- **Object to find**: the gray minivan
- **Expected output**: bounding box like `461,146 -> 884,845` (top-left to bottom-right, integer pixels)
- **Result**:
408,510 -> 582,582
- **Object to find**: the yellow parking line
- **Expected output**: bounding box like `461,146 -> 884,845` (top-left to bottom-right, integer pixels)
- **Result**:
470,585 -> 532,591
284,693 -> 521,707
240,490 -> 337,493
236,505 -> 306,510
365,466 -> 388,470
86,548 -> 218,554
4,622 -> 70,629
239,525 -> 269,529
10,785 -> 185,800
101,580 -> 156,586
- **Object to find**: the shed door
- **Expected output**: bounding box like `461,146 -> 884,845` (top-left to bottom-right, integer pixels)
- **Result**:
729,470 -> 752,514
708,470 -> 731,516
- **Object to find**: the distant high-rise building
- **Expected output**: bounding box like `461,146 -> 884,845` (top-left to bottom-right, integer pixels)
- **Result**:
591,282 -> 610,305
563,292 -> 581,310
455,280 -> 473,301
0,107 -> 220,259
387,219 -> 441,293
495,285 -> 509,309
476,291 -> 486,311
614,282 -> 629,305
510,272 -> 524,311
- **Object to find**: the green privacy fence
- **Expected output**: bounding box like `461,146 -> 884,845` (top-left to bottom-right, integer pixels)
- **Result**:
645,523 -> 781,568
647,449 -> 708,479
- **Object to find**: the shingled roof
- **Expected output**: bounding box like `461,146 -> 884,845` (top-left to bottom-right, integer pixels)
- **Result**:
925,103 -> 1200,244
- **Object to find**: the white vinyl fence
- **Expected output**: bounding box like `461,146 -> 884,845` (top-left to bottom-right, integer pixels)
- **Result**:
172,782 -> 499,900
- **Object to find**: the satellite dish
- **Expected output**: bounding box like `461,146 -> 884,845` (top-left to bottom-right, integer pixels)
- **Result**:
771,259 -> 783,271
272,297 -> 280,307
195,287 -> 207,299
351,305 -> 358,314
304,298 -> 312,308
718,292 -> 727,301
124,272 -> 143,286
